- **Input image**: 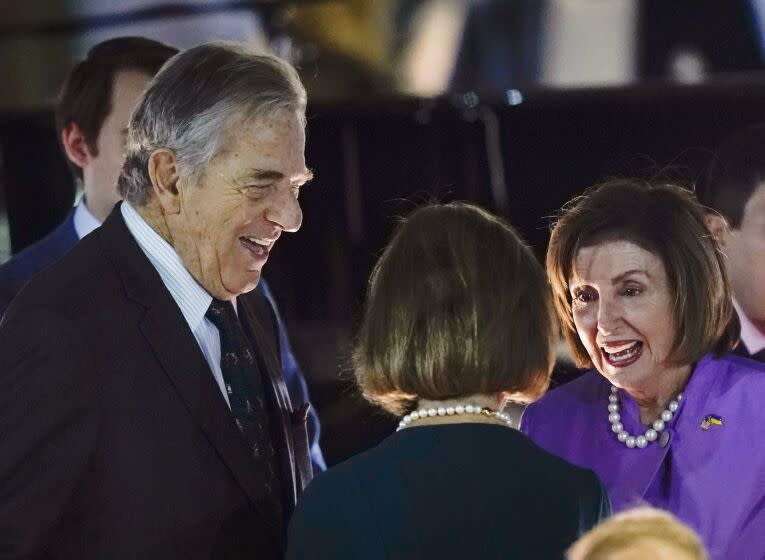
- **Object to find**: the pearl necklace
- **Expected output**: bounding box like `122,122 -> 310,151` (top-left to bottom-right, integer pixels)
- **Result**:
608,386 -> 683,449
397,404 -> 513,431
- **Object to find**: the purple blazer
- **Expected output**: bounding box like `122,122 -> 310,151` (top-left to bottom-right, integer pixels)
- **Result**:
521,354 -> 765,559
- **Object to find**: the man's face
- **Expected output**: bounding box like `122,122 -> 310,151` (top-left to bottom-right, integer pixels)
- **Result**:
168,110 -> 311,300
84,69 -> 152,220
725,185 -> 765,328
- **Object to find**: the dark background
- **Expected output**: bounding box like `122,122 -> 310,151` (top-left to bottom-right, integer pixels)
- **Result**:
5,0 -> 765,464
4,81 -> 765,464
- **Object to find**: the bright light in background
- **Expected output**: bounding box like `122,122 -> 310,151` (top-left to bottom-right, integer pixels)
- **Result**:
70,0 -> 268,54
542,0 -> 638,87
401,0 -> 469,97
506,89 -> 524,106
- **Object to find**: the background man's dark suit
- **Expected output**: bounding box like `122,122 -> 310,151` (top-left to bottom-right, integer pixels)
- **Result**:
0,212 -> 78,312
0,206 -> 312,558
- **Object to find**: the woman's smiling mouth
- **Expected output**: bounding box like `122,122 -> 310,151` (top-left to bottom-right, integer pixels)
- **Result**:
600,341 -> 643,368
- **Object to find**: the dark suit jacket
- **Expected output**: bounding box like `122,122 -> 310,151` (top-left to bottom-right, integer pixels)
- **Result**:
287,423 -> 611,560
0,207 -> 312,559
0,207 -> 326,471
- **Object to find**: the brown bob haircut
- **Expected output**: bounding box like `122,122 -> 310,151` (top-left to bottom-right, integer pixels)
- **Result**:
354,202 -> 557,416
547,178 -> 738,369
55,37 -> 178,180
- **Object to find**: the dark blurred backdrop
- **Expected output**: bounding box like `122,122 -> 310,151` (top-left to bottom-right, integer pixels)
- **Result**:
3,0 -> 765,465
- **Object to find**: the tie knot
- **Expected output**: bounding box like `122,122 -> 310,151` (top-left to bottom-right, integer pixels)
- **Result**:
206,298 -> 238,330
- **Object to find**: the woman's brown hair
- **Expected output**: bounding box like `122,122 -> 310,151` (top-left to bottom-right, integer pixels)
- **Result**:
354,202 -> 557,415
546,178 -> 738,369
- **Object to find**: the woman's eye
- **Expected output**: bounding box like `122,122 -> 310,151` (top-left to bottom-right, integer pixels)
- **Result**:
622,287 -> 641,297
573,289 -> 595,304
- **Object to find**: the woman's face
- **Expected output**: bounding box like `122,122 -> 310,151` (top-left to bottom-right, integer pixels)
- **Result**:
569,239 -> 677,391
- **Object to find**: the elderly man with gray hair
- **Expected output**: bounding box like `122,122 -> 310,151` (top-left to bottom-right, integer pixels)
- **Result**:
0,43 -> 314,559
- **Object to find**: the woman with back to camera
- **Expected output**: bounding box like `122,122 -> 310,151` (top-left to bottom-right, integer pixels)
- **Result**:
287,202 -> 610,560
521,179 -> 765,559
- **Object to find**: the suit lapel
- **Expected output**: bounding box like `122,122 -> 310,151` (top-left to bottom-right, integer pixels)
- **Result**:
97,206 -> 280,536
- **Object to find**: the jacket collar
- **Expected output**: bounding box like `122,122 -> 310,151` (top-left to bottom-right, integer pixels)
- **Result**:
580,355 -> 723,509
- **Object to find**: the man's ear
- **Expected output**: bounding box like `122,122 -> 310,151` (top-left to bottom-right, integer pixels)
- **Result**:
60,122 -> 92,169
704,211 -> 730,247
147,149 -> 181,214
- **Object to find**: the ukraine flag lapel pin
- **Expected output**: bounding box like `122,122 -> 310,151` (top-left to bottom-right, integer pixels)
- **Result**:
700,414 -> 723,430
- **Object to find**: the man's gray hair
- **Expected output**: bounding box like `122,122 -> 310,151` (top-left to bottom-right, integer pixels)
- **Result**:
118,42 -> 306,205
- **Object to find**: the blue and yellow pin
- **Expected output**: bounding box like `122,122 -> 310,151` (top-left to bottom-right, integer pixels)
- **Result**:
700,415 -> 723,430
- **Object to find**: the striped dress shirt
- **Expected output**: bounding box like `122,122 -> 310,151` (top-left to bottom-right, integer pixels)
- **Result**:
121,201 -> 232,407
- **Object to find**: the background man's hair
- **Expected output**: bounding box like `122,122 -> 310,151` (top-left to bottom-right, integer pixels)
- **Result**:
699,123 -> 765,227
55,36 -> 178,181
118,42 -> 306,206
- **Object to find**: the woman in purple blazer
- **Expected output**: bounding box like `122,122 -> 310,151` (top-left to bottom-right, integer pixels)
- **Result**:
521,179 -> 765,559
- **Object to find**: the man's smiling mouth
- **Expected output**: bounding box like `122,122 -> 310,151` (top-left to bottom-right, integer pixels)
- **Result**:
239,236 -> 269,257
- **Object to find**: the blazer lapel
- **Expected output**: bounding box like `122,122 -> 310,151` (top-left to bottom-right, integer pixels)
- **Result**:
97,206 -> 281,537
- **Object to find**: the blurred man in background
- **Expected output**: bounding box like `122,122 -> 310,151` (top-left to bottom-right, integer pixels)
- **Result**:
702,124 -> 765,363
0,36 -> 325,468
0,37 -> 172,310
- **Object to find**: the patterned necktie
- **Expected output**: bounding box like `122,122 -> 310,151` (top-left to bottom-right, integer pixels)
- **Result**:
205,298 -> 283,524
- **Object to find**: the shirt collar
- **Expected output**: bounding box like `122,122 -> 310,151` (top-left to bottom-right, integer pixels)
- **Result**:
120,202 -> 212,332
73,199 -> 102,239
733,299 -> 765,356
